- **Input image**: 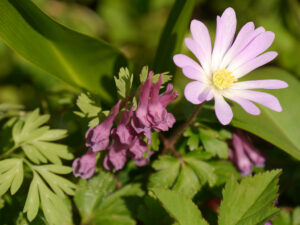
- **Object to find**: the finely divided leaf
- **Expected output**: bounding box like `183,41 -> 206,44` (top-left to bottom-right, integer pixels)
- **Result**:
12,109 -> 73,164
152,188 -> 208,225
114,67 -> 133,99
219,170 -> 281,225
24,172 -> 72,224
0,158 -> 23,196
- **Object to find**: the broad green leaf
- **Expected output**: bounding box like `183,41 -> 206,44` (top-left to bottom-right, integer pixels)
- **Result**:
0,0 -> 127,102
293,207 -> 300,225
199,128 -> 228,158
74,171 -> 116,219
149,153 -> 217,198
137,195 -> 174,225
153,0 -> 196,73
152,188 -> 209,225
74,171 -> 144,224
273,210 -> 292,225
114,67 -> 133,99
231,67 -> 300,160
148,156 -> 180,189
0,158 -> 23,196
210,161 -> 241,186
218,170 -> 281,225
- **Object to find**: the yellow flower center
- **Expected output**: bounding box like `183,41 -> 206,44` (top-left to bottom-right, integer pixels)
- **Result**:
212,69 -> 237,89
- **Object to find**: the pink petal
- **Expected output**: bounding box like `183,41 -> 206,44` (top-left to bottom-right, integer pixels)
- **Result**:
232,51 -> 278,78
184,81 -> 209,104
211,8 -> 237,72
182,66 -> 206,82
221,26 -> 265,69
220,22 -> 255,68
185,38 -> 211,74
228,31 -> 275,71
214,94 -> 233,125
232,79 -> 288,89
173,54 -> 202,70
190,19 -> 212,65
232,90 -> 282,112
224,94 -> 260,115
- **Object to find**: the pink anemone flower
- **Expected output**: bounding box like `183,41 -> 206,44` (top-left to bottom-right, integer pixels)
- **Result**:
173,7 -> 288,125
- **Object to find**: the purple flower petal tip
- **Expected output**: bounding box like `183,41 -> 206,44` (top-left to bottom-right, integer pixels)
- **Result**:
72,149 -> 97,179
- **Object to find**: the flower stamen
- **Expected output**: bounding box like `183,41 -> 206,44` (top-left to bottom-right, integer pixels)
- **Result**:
213,69 -> 237,89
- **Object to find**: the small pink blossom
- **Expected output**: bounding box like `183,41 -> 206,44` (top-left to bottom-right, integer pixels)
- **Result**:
173,7 -> 288,125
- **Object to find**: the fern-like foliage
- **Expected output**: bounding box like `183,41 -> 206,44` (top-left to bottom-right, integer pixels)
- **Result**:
0,108 -> 75,224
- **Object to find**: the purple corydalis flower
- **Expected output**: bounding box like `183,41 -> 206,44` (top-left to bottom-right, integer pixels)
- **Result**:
265,222 -> 272,225
116,108 -> 136,146
133,72 -> 178,140
86,100 -> 121,152
230,131 -> 266,176
173,7 -> 288,125
72,149 -> 97,179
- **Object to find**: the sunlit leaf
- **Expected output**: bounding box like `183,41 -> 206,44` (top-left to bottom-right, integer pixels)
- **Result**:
0,0 -> 127,102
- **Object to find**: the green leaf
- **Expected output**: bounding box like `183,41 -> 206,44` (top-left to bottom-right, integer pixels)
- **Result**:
13,109 -> 73,164
231,67 -> 300,160
0,0 -> 127,102
137,195 -> 174,225
273,210 -> 292,225
149,153 -> 216,198
0,158 -> 23,196
24,172 -> 72,224
23,173 -> 39,221
34,164 -> 76,197
114,67 -> 133,99
218,170 -> 281,225
151,188 -> 209,225
139,66 -> 149,83
0,103 -> 23,121
74,93 -> 102,118
153,0 -> 196,74
210,161 -> 241,186
293,207 -> 300,225
199,128 -> 228,158
74,171 -> 144,224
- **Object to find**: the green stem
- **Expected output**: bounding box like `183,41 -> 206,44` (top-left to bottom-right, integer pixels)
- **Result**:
0,145 -> 20,160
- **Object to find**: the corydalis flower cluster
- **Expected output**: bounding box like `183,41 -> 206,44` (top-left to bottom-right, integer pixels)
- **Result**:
174,7 -> 288,125
229,130 -> 266,176
73,72 -> 178,179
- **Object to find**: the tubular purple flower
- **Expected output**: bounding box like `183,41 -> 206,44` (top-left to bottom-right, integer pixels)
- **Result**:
128,138 -> 148,159
86,100 -> 122,152
135,71 -> 153,128
134,151 -> 154,167
159,83 -> 178,107
72,149 -> 97,179
173,7 -> 288,125
116,108 -> 136,146
103,131 -> 127,171
147,75 -> 170,131
238,130 -> 265,167
232,133 -> 253,176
